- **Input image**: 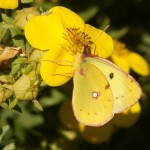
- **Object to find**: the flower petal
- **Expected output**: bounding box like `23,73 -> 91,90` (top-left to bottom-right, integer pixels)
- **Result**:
25,6 -> 85,50
0,0 -> 18,9
40,46 -> 75,86
111,54 -> 130,73
127,52 -> 150,76
25,15 -> 65,50
49,6 -> 85,30
84,24 -> 113,58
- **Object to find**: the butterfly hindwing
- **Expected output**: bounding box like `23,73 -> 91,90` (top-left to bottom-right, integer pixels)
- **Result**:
72,62 -> 114,126
85,57 -> 142,113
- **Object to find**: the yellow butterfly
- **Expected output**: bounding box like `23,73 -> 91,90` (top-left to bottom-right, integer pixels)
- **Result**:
72,46 -> 142,126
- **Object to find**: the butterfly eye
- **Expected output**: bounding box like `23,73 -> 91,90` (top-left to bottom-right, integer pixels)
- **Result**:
109,73 -> 114,79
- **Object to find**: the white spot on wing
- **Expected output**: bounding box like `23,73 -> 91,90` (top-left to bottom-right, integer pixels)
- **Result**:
92,91 -> 100,99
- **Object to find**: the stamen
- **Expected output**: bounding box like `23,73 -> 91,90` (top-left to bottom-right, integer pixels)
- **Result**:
63,27 -> 94,54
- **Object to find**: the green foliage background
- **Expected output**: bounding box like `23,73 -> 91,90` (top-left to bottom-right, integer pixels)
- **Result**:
0,0 -> 150,149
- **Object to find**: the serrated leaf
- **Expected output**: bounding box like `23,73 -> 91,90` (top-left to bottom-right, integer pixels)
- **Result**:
0,21 -> 14,30
13,74 -> 38,100
0,27 -> 7,43
0,84 -> 13,103
32,99 -> 43,111
15,7 -> 40,29
0,21 -> 12,43
0,22 -> 14,30
9,27 -> 25,49
0,75 -> 14,84
1,14 -> 26,49
2,14 -> 14,25
13,74 -> 30,100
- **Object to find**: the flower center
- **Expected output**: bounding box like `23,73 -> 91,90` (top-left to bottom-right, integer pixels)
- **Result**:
63,27 -> 93,54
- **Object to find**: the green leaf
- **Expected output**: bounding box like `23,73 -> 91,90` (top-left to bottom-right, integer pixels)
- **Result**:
1,14 -> 26,49
32,99 -> 43,111
0,26 -> 7,43
0,21 -> 14,30
0,84 -> 13,103
13,74 -> 31,100
15,7 -> 40,30
10,63 -> 21,75
2,142 -> 16,150
9,27 -> 26,49
2,14 -> 14,25
11,104 -> 22,113
108,27 -> 129,39
99,17 -> 111,30
0,125 -> 10,143
14,107 -> 43,130
13,74 -> 38,100
0,75 -> 14,84
24,64 -> 33,74
0,102 -> 9,108
9,98 -> 19,109
12,57 -> 27,64
0,21 -> 13,43
28,49 -> 45,62
79,6 -> 99,22
141,33 -> 150,45
40,89 -> 66,107
10,57 -> 27,75
21,0 -> 33,3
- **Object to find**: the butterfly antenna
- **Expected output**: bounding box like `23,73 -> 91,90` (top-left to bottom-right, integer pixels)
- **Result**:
93,25 -> 110,43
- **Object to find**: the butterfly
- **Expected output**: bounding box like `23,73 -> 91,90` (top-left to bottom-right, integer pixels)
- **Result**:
72,45 -> 142,126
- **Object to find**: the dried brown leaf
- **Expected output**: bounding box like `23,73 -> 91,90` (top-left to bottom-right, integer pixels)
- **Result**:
0,47 -> 21,61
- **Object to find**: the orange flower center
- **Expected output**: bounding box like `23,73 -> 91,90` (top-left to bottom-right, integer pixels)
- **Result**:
63,27 -> 93,54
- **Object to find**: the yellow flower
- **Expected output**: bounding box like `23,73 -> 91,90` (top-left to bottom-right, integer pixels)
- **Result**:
59,100 -> 113,144
59,100 -> 79,130
0,0 -> 18,9
25,6 -> 113,86
111,40 -> 150,76
113,102 -> 141,127
79,122 -> 113,144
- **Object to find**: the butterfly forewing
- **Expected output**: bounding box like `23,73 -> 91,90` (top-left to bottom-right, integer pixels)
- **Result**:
73,63 -> 114,126
85,57 -> 142,113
